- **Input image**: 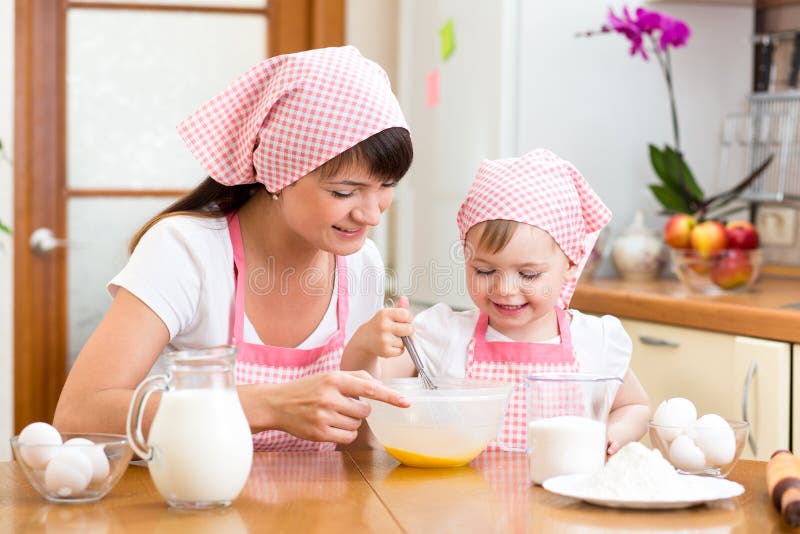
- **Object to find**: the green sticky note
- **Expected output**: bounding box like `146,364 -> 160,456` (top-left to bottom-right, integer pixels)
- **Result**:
439,19 -> 456,61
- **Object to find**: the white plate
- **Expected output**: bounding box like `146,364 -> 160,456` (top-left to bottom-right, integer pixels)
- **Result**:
542,473 -> 745,510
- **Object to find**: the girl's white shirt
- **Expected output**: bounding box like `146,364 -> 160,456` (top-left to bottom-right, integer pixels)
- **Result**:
412,303 -> 632,379
109,215 -> 384,372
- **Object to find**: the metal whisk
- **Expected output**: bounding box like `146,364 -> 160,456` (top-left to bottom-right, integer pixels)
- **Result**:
401,336 -> 438,390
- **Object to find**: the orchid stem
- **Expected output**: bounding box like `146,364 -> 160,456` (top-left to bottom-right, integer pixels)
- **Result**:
648,35 -> 689,211
664,48 -> 681,152
649,35 -> 681,152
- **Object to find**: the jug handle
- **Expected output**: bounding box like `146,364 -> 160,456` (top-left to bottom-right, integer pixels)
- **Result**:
126,374 -> 167,461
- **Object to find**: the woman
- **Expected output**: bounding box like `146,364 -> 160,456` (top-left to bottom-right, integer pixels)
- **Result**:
55,46 -> 414,451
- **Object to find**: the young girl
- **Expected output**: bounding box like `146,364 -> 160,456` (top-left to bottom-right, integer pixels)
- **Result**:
55,46 -> 415,451
384,149 -> 650,455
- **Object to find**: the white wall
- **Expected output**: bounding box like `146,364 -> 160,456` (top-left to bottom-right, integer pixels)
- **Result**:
517,1 -> 753,276
391,0 -> 753,305
345,0 -> 400,269
0,0 -> 14,461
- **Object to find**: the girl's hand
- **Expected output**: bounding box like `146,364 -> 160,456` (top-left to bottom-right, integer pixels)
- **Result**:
344,296 -> 414,369
244,370 -> 409,444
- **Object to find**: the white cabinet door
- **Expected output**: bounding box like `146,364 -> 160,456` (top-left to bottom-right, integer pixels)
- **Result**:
794,344 -> 800,456
732,336 -> 790,460
621,318 -> 790,461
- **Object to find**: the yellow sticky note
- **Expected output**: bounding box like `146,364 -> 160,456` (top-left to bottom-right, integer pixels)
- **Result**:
439,19 -> 456,61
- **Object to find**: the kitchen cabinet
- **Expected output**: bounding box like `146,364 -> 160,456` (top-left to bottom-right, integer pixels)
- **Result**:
621,318 -> 790,461
794,344 -> 800,456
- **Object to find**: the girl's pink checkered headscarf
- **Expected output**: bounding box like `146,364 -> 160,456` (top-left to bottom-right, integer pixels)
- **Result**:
457,149 -> 612,308
177,46 -> 408,192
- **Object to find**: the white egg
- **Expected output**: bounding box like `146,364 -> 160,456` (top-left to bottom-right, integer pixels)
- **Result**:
64,438 -> 110,484
652,397 -> 697,442
691,414 -> 736,466
669,434 -> 706,472
45,449 -> 92,497
18,422 -> 63,469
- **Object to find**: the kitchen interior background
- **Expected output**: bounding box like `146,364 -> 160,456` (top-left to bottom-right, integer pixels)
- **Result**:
1,0 -> 800,461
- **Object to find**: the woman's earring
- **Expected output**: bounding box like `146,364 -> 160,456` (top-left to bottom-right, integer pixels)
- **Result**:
271,193 -> 279,201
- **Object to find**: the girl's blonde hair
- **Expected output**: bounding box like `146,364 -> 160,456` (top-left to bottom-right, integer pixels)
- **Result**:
473,219 -> 522,254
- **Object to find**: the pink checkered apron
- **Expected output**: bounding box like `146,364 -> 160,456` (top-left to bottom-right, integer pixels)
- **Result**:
228,213 -> 347,451
466,306 -> 580,452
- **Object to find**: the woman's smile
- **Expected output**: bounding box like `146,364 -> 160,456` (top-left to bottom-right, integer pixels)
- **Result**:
332,225 -> 367,238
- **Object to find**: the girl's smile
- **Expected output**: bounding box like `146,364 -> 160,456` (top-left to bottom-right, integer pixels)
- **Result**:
491,301 -> 529,316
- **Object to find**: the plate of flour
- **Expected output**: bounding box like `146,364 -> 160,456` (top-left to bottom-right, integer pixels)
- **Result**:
540,442 -> 745,510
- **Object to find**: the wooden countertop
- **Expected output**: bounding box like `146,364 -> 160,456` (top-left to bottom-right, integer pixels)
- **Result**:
1,451 -> 796,533
572,276 -> 800,343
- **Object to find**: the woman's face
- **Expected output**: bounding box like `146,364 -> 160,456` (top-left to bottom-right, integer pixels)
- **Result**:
280,164 -> 396,256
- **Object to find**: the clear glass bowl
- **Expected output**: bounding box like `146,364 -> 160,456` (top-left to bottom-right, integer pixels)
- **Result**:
10,432 -> 133,503
670,248 -> 763,294
648,419 -> 749,477
365,378 -> 514,468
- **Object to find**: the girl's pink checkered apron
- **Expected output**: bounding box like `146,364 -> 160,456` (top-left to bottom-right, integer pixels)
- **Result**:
228,213 -> 347,451
465,306 -> 581,452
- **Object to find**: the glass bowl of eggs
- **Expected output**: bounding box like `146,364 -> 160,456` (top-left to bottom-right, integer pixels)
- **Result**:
648,398 -> 749,477
10,422 -> 133,502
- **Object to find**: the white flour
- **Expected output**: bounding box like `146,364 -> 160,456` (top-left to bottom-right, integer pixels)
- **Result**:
582,442 -> 702,500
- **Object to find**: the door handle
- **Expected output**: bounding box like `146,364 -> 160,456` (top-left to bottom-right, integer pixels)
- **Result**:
742,359 -> 758,456
639,335 -> 680,347
29,227 -> 68,255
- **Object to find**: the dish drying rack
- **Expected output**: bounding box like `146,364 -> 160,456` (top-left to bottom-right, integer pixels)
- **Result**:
718,92 -> 800,203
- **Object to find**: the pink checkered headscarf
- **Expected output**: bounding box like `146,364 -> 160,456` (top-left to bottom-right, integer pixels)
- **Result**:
457,149 -> 612,308
177,46 -> 408,192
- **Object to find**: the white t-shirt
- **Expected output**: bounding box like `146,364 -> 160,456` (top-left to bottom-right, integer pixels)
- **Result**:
412,303 -> 632,379
109,215 -> 385,370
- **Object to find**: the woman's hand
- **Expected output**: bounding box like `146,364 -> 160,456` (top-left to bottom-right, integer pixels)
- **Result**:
340,296 -> 414,374
241,370 -> 410,444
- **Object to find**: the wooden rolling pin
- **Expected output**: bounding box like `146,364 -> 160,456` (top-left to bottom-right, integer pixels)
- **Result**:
767,450 -> 800,527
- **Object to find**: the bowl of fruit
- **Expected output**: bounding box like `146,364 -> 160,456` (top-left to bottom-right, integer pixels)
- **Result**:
664,215 -> 762,294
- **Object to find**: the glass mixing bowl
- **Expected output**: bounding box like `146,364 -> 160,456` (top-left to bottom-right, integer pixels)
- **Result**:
365,377 -> 513,468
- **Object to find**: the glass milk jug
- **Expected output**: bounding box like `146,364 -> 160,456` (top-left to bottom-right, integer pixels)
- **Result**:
127,346 -> 253,509
525,373 -> 622,485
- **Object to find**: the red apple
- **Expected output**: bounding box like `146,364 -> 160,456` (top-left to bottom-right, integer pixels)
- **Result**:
725,220 -> 759,250
663,214 -> 697,249
690,221 -> 728,258
710,250 -> 753,289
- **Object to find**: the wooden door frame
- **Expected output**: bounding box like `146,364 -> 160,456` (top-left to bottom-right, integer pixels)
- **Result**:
14,0 -> 68,435
13,0 -> 344,432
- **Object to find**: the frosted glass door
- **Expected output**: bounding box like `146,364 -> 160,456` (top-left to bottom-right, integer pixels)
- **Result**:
66,6 -> 267,366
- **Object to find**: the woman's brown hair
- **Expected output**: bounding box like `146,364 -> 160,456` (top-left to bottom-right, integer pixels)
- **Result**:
129,127 -> 413,253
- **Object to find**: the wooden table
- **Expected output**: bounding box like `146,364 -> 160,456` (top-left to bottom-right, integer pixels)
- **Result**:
1,451 -> 795,533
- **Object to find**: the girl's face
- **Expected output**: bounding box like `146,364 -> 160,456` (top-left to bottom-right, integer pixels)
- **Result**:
280,164 -> 396,256
464,222 -> 577,340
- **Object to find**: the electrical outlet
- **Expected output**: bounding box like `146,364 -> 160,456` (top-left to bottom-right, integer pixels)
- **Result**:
756,206 -> 798,246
